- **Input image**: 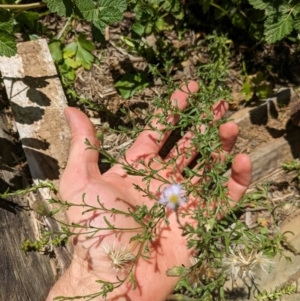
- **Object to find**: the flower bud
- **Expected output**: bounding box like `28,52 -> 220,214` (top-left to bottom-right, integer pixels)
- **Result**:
166,266 -> 189,277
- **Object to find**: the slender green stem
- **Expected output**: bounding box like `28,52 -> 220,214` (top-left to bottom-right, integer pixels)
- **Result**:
210,2 -> 229,17
0,181 -> 57,199
50,216 -> 144,234
56,16 -> 74,41
0,2 -> 46,9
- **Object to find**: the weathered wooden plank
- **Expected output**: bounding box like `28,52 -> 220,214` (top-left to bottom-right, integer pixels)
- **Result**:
0,39 -> 73,289
0,39 -> 70,187
230,88 -> 293,129
0,111 -> 56,301
225,89 -> 300,186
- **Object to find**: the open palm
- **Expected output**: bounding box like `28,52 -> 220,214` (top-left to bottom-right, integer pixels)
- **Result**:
47,81 -> 252,301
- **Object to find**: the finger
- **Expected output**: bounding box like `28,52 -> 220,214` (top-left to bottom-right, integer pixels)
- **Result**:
165,101 -> 229,172
203,154 -> 252,219
227,154 -> 252,205
219,121 -> 239,153
60,107 -> 101,193
125,81 -> 199,161
209,121 -> 239,165
186,121 -> 238,185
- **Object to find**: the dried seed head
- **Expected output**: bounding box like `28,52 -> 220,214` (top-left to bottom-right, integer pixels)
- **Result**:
102,243 -> 136,273
223,248 -> 273,281
189,256 -> 199,266
280,202 -> 295,216
188,260 -> 219,289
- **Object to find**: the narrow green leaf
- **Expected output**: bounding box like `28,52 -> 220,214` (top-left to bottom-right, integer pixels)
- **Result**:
103,216 -> 115,228
265,14 -> 294,43
0,31 -> 17,57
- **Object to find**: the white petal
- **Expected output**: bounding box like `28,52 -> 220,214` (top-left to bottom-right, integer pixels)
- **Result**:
167,202 -> 176,210
158,196 -> 167,204
171,184 -> 182,194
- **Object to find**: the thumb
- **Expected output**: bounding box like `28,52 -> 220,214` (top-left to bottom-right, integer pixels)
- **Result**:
60,107 -> 101,192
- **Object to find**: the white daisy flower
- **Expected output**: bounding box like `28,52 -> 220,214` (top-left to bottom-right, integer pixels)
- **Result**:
159,184 -> 186,210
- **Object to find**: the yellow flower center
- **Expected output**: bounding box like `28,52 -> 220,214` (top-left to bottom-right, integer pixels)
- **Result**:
169,194 -> 179,204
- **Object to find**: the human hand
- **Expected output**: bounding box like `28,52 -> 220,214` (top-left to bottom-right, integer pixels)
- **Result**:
46,81 -> 252,301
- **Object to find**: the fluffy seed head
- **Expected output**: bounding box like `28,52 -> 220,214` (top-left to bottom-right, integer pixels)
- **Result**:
223,248 -> 273,281
102,243 -> 135,273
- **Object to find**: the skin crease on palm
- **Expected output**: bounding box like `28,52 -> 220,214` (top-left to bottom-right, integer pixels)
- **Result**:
46,81 -> 252,301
